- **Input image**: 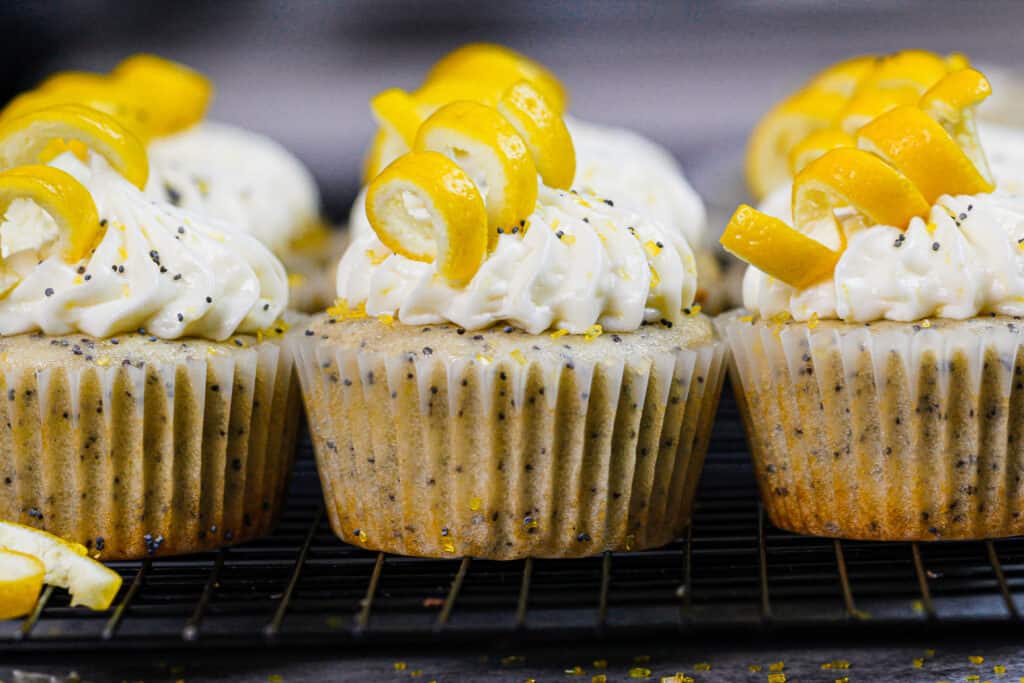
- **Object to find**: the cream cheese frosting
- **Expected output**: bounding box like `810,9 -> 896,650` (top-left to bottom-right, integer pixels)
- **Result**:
351,117 -> 708,249
743,191 -> 1024,322
337,185 -> 697,334
0,151 -> 287,340
146,122 -> 321,255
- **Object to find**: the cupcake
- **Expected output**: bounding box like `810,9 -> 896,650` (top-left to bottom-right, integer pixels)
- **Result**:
1,54 -> 337,311
720,56 -> 1024,541
350,43 -> 726,312
290,83 -> 726,559
0,104 -> 299,559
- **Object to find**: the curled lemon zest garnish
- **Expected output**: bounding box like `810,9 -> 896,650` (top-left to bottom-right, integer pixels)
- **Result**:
497,80 -> 575,189
414,100 -> 537,250
0,165 -> 101,263
370,88 -> 424,148
366,151 -> 488,284
0,104 -> 149,188
111,54 -> 213,136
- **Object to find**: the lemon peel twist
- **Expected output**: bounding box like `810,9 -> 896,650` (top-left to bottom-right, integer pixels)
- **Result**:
111,53 -> 213,136
0,104 -> 149,189
0,165 -> 101,264
366,151 -> 488,284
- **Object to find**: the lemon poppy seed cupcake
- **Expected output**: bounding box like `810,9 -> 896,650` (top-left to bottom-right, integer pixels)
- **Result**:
0,105 -> 299,559
292,84 -> 725,559
722,54 -> 1024,541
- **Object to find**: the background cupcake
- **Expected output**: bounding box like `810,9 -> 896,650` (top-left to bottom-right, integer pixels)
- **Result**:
0,105 -> 300,559
291,78 -> 725,559
721,57 -> 1024,541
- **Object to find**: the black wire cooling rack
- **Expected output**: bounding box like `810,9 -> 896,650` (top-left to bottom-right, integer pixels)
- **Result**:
3,386 -> 1024,652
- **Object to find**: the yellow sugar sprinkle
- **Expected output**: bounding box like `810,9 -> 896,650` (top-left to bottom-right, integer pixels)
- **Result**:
767,674 -> 787,683
377,314 -> 395,326
584,324 -> 603,341
770,661 -> 786,671
634,655 -> 650,664
592,676 -> 607,683
747,664 -> 762,672
469,496 -> 482,511
565,665 -> 584,675
475,353 -> 492,365
577,198 -> 592,209
95,356 -> 111,367
628,667 -> 651,679
807,312 -> 820,329
971,656 -> 985,665
644,240 -> 663,257
693,662 -> 710,671
365,249 -> 388,265
649,266 -> 660,288
995,665 -> 1007,674
287,272 -> 306,287
394,662 -> 407,671
739,314 -> 754,323
73,275 -> 84,285
550,328 -> 569,339
913,658 -> 924,668
442,539 -> 456,553
921,319 -> 932,328
118,245 -> 128,261
510,349 -> 527,366
592,660 -> 608,669
562,233 -> 577,245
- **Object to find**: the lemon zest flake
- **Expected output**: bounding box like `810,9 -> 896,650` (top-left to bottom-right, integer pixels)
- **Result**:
970,656 -> 985,665
469,496 -> 482,511
550,328 -> 569,339
644,240 -> 663,257
475,353 -> 492,365
584,324 -> 603,341
628,667 -> 651,679
377,314 -> 395,326
510,349 -> 527,366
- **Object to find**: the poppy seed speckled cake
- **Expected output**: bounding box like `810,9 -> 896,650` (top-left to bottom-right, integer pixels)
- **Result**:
722,52 -> 1024,541
289,52 -> 726,559
0,99 -> 300,559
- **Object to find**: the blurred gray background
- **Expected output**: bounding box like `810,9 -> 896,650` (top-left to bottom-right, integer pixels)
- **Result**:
2,0 -> 1021,226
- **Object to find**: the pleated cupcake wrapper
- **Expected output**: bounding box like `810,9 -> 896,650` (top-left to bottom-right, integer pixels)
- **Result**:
721,313 -> 1024,540
0,341 -> 301,559
291,334 -> 727,559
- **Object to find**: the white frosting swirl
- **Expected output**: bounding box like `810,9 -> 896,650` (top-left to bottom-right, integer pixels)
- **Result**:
0,152 -> 287,340
146,122 -> 321,255
351,117 -> 708,249
337,185 -> 697,334
743,192 -> 1024,322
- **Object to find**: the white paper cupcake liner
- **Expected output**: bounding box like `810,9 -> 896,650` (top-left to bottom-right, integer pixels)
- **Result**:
722,312 -> 1024,540
290,321 -> 727,559
0,335 -> 301,559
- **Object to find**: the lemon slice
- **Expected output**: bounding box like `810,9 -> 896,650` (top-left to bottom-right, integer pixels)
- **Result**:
0,104 -> 149,189
414,100 -> 537,249
793,147 -> 930,246
112,54 -> 213,135
0,86 -> 155,141
370,88 -> 423,148
0,521 -> 122,610
366,151 -> 488,283
424,43 -> 567,114
0,549 -> 45,620
789,129 -> 855,174
834,85 -> 921,134
746,89 -> 848,200
497,80 -> 575,190
857,105 -> 993,203
721,204 -> 839,288
0,165 -> 101,263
